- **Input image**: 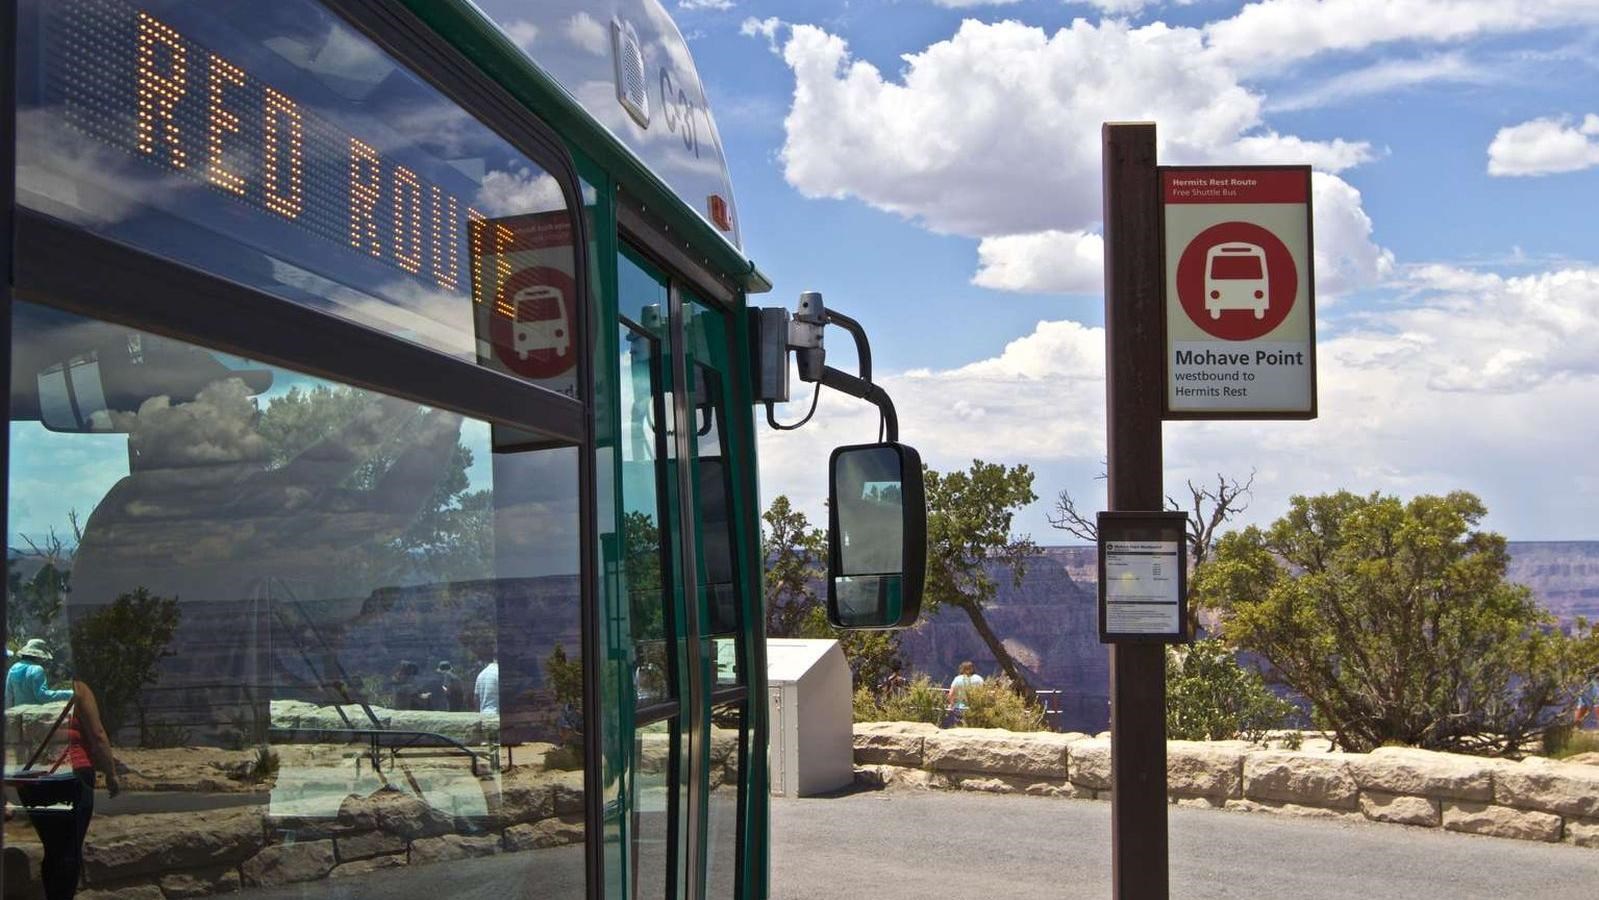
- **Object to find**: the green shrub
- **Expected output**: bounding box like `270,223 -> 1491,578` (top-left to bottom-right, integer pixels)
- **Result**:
1195,491 -> 1599,754
1166,639 -> 1298,744
958,676 -> 1048,732
1545,725 -> 1599,759
70,587 -> 181,740
249,745 -> 280,783
852,685 -> 879,722
854,675 -> 944,725
881,677 -> 947,725
853,673 -> 1049,732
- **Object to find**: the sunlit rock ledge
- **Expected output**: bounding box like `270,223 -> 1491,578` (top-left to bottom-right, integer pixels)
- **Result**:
850,721 -> 1599,849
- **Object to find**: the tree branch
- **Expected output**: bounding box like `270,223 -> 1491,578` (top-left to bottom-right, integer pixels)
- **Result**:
1046,489 -> 1099,543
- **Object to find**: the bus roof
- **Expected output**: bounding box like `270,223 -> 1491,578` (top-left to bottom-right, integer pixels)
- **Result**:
399,0 -> 771,294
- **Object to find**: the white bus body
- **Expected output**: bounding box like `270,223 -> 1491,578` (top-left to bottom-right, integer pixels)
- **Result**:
1204,243 -> 1269,319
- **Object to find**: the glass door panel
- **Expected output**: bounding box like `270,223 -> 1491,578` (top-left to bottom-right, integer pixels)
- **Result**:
683,300 -> 745,691
616,251 -> 751,900
682,295 -> 749,899
704,699 -> 746,899
617,248 -> 685,899
631,719 -> 677,900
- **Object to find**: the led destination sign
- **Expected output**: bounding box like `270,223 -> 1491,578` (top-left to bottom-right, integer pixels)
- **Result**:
46,0 -> 531,308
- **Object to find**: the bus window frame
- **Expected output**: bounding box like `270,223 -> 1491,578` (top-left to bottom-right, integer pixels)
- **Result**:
1,0 -> 17,799
5,0 -> 604,894
619,199 -> 740,309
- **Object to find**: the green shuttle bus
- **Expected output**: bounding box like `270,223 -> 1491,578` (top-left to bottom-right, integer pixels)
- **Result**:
1,1 -> 923,898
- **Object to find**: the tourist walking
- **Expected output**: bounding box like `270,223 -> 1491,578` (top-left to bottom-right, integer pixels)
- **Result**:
433,661 -> 466,712
16,679 -> 122,899
5,640 -> 74,708
389,660 -> 426,711
877,660 -> 908,699
945,661 -> 984,727
475,659 -> 500,715
1576,674 -> 1599,730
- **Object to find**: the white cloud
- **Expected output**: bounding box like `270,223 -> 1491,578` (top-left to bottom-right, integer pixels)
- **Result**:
771,18 -> 1390,295
740,16 -> 785,54
763,264 -> 1599,542
679,0 -> 735,10
932,0 -> 1023,7
1371,265 -> 1599,392
500,21 -> 538,53
564,13 -> 609,56
1167,262 -> 1599,538
971,174 -> 1393,296
778,19 -> 1336,236
103,379 -> 270,467
758,319 -> 1108,520
1071,0 -> 1165,13
973,230 -> 1103,294
963,172 -> 1389,298
1311,173 -> 1395,295
1267,53 -> 1488,112
17,109 -> 194,227
1204,0 -> 1599,74
476,167 -> 566,216
1487,114 -> 1599,177
1227,132 -> 1375,173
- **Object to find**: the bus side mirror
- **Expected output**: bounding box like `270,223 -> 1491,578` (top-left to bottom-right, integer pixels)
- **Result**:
827,442 -> 926,629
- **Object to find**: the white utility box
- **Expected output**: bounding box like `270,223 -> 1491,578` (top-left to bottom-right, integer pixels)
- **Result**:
766,638 -> 853,797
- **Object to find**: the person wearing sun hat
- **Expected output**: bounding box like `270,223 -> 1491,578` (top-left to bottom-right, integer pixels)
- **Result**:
5,639 -> 74,708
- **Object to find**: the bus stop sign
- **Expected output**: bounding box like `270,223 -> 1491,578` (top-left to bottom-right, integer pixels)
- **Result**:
1160,166 -> 1316,419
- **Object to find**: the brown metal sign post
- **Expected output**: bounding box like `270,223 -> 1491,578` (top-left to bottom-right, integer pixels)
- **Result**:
1102,121 -> 1169,899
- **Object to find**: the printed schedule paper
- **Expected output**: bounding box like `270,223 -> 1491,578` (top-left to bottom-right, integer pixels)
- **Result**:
1103,540 -> 1181,634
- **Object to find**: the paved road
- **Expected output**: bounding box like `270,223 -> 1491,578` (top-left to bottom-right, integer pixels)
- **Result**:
240,847 -> 584,900
770,789 -> 1599,899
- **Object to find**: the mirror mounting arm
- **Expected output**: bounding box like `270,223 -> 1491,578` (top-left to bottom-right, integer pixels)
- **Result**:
818,366 -> 898,442
782,291 -> 898,439
819,308 -> 871,383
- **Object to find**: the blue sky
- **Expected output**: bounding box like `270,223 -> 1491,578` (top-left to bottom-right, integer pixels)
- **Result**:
662,0 -> 1599,542
9,0 -> 1599,550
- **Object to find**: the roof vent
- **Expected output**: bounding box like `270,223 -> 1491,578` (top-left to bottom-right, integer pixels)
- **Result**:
612,18 -> 650,128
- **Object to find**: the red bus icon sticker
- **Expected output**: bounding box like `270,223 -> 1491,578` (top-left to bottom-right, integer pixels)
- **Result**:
490,266 -> 578,380
1176,221 -> 1297,342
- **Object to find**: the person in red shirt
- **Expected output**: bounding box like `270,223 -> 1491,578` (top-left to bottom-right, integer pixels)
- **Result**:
24,680 -> 122,899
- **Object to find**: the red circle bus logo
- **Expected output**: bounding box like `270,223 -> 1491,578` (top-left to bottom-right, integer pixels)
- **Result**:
1175,221 -> 1297,341
490,266 -> 578,380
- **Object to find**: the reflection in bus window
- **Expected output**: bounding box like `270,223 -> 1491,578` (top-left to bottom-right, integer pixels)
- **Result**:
16,0 -> 581,394
5,301 -> 585,897
690,361 -> 741,688
705,699 -> 746,898
616,250 -> 686,900
632,719 -> 676,900
621,318 -> 675,707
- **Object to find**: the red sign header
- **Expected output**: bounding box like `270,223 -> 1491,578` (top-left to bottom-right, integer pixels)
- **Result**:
1161,168 -> 1309,204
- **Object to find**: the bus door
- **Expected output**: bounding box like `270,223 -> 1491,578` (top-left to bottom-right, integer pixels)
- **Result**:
679,294 -> 752,900
617,248 -> 689,900
615,245 -> 754,900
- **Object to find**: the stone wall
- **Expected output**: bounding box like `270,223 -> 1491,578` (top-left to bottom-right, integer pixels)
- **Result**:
3,713 -> 741,898
2,757 -> 585,899
852,722 -> 1599,848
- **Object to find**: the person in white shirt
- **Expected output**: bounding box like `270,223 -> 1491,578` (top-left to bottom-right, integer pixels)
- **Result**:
474,660 -> 500,715
945,661 -> 984,726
